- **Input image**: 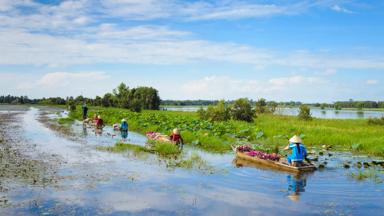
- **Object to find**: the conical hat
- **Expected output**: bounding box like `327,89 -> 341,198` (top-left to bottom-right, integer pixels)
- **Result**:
173,128 -> 180,135
289,135 -> 302,143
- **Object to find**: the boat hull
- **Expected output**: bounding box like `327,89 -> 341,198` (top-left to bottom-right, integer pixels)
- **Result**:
236,151 -> 316,174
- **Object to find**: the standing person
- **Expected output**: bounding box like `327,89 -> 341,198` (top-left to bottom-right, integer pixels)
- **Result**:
284,135 -> 307,166
170,128 -> 184,149
120,119 -> 128,140
82,102 -> 88,120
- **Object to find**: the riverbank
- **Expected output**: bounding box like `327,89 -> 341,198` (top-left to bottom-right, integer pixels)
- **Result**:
67,106 -> 384,156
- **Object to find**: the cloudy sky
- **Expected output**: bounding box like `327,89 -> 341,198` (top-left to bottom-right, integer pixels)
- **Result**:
0,0 -> 383,102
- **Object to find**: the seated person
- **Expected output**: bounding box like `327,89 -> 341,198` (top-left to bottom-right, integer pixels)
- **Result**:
284,135 -> 307,166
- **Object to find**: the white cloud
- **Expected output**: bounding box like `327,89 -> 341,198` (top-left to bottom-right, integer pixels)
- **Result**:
4,72 -> 113,98
100,0 -> 293,21
331,4 -> 354,14
36,72 -> 109,88
366,80 -> 378,85
180,75 -> 326,100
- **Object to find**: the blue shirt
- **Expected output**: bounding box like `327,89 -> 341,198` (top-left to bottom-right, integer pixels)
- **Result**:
289,143 -> 307,161
120,122 -> 128,130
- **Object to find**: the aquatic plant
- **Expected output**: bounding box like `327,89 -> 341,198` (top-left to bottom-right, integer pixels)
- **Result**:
348,169 -> 383,183
57,117 -> 75,125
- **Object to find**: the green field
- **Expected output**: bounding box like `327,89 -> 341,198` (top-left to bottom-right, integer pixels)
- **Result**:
69,106 -> 384,156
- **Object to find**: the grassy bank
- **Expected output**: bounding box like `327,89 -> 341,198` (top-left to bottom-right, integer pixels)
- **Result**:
70,106 -> 384,156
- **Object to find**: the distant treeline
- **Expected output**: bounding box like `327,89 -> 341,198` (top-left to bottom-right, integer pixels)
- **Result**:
308,100 -> 384,109
161,100 -> 219,106
2,93 -> 384,110
1,83 -> 161,112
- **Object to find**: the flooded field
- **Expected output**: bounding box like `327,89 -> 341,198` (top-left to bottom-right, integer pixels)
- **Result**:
0,106 -> 383,215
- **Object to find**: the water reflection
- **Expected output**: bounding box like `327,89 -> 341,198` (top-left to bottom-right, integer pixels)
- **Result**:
287,174 -> 308,202
357,111 -> 364,118
82,124 -> 88,136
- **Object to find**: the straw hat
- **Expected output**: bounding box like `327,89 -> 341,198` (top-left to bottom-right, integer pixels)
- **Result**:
289,135 -> 302,143
288,193 -> 300,202
98,115 -> 101,119
121,119 -> 126,122
173,128 -> 180,135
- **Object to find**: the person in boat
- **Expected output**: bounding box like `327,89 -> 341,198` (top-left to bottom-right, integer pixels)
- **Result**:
95,115 -> 104,130
170,128 -> 184,149
284,135 -> 307,166
120,119 -> 128,140
82,102 -> 88,120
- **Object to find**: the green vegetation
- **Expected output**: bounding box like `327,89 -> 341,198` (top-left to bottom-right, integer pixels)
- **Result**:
100,83 -> 161,111
298,105 -> 312,120
57,117 -> 75,125
167,153 -> 216,173
231,98 -> 255,122
368,117 -> 384,125
348,169 -> 383,183
97,141 -> 181,157
149,140 -> 181,156
198,98 -> 255,122
97,142 -> 149,153
198,100 -> 230,122
71,106 -> 384,156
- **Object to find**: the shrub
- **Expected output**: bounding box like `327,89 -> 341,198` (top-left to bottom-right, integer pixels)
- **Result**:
298,105 -> 312,120
198,100 -> 230,122
268,101 -> 278,113
368,117 -> 384,125
230,98 -> 256,122
255,98 -> 267,114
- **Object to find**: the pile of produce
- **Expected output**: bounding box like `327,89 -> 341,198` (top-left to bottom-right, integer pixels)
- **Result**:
146,131 -> 159,139
145,131 -> 171,142
237,145 -> 280,161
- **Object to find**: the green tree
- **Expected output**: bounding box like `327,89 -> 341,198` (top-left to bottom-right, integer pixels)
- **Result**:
298,105 -> 312,120
67,97 -> 76,112
268,101 -> 278,113
102,93 -> 114,107
230,98 -> 255,122
255,98 -> 267,114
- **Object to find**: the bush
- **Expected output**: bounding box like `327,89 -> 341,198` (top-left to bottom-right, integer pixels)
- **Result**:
368,117 -> 384,125
255,98 -> 267,114
298,105 -> 312,120
230,98 -> 256,122
198,100 -> 230,122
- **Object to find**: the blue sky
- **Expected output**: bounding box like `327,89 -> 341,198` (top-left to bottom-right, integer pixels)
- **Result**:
0,0 -> 383,102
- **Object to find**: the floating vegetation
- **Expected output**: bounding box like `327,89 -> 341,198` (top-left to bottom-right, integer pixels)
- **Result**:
96,142 -> 149,153
97,141 -> 181,157
166,153 -> 216,174
57,117 -> 75,125
348,169 -> 383,183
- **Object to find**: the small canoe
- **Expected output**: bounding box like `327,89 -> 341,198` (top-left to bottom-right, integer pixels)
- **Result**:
235,151 -> 316,174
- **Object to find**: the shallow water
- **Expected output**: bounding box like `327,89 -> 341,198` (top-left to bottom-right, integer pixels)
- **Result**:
0,106 -> 383,215
164,106 -> 384,119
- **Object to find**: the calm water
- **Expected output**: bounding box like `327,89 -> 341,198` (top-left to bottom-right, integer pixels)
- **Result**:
164,106 -> 384,119
0,106 -> 383,215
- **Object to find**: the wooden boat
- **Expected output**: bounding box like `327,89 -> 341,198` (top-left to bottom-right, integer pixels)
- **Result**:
232,146 -> 316,174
